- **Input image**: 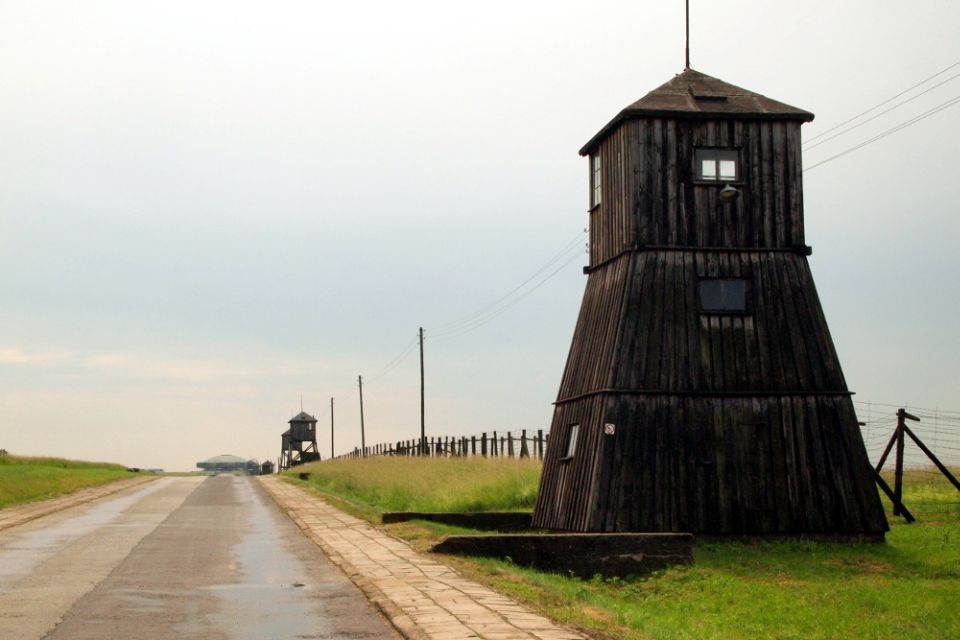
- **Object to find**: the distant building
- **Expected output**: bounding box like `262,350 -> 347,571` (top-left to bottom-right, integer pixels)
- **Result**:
196,454 -> 256,474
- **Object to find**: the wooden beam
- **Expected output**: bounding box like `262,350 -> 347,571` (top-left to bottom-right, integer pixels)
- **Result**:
871,468 -> 915,523
903,424 -> 960,493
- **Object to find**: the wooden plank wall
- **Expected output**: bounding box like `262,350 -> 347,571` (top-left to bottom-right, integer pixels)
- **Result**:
531,396 -> 607,531
597,395 -> 887,534
590,126 -> 635,265
610,250 -> 847,394
554,255 -> 630,401
588,118 -> 805,267
534,395 -> 887,534
534,112 -> 886,534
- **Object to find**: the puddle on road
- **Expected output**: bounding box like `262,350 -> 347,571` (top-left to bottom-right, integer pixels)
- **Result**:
203,477 -> 334,640
0,480 -> 173,585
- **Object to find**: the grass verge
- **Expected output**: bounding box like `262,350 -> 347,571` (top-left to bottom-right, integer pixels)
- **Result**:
0,453 -> 134,508
289,456 -> 541,513
286,459 -> 959,640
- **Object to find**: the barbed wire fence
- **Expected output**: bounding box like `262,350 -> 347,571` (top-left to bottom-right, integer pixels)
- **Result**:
856,401 -> 960,521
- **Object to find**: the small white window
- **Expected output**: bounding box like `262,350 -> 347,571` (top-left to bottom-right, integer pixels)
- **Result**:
696,148 -> 739,182
564,424 -> 580,459
590,154 -> 601,207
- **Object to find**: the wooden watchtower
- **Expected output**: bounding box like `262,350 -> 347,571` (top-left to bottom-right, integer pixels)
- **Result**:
279,411 -> 321,470
532,68 -> 888,537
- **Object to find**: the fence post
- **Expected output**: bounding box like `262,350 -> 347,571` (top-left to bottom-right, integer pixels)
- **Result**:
894,409 -> 906,516
507,432 -> 515,457
537,429 -> 544,459
492,431 -> 498,457
520,429 -> 529,458
481,432 -> 488,457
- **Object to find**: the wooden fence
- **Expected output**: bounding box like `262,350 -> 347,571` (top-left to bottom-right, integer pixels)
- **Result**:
336,429 -> 549,460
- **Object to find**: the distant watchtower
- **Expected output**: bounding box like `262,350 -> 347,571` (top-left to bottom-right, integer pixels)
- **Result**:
532,68 -> 887,537
279,411 -> 320,470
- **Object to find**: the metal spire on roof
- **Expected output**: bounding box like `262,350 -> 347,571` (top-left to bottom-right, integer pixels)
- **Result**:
685,0 -> 691,70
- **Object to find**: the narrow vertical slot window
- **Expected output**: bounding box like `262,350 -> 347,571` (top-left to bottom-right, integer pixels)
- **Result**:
563,424 -> 580,459
590,154 -> 601,208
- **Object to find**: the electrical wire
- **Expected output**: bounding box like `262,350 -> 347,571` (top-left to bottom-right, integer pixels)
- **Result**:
327,228 -> 587,398
428,248 -> 584,341
430,229 -> 587,335
365,338 -> 419,384
804,93 -> 960,172
803,71 -> 960,151
804,60 -> 960,144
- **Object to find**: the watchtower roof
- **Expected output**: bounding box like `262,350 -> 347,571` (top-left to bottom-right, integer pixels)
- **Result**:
580,68 -> 814,155
288,411 -> 317,423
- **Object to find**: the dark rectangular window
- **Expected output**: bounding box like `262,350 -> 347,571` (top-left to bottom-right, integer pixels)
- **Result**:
695,148 -> 739,181
700,279 -> 748,312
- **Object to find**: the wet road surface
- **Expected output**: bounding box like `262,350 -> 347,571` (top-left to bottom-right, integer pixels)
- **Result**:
0,475 -> 399,639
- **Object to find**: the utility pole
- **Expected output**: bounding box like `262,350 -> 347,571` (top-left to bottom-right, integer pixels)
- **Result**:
419,326 -> 426,455
330,397 -> 335,459
358,375 -> 366,457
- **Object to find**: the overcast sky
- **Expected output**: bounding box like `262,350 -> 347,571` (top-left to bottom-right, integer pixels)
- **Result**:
1,1 -> 958,470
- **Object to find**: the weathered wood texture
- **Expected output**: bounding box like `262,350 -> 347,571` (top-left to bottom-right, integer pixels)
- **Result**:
533,71 -> 886,535
589,119 -> 805,266
534,395 -> 886,534
535,252 -> 887,535
559,250 -> 847,399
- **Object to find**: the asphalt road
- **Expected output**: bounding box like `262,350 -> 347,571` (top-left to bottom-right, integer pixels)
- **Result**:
0,475 -> 400,640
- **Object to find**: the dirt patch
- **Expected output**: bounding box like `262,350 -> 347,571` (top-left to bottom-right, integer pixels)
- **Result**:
826,558 -> 894,573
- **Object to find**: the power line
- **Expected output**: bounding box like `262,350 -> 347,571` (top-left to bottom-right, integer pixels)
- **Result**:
365,338 -> 419,384
329,228 -> 587,397
804,60 -> 960,144
854,400 -> 960,416
803,71 -> 960,151
431,229 -> 587,335
803,93 -> 960,172
429,248 -> 584,341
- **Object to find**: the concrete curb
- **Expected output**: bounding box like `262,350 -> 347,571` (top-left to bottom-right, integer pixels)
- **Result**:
0,475 -> 158,532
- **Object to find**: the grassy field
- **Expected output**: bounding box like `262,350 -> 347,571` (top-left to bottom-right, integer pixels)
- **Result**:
0,453 -> 133,508
286,459 -> 959,640
292,456 -> 541,513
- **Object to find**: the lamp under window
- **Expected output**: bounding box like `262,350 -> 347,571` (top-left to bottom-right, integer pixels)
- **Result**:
718,183 -> 739,202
